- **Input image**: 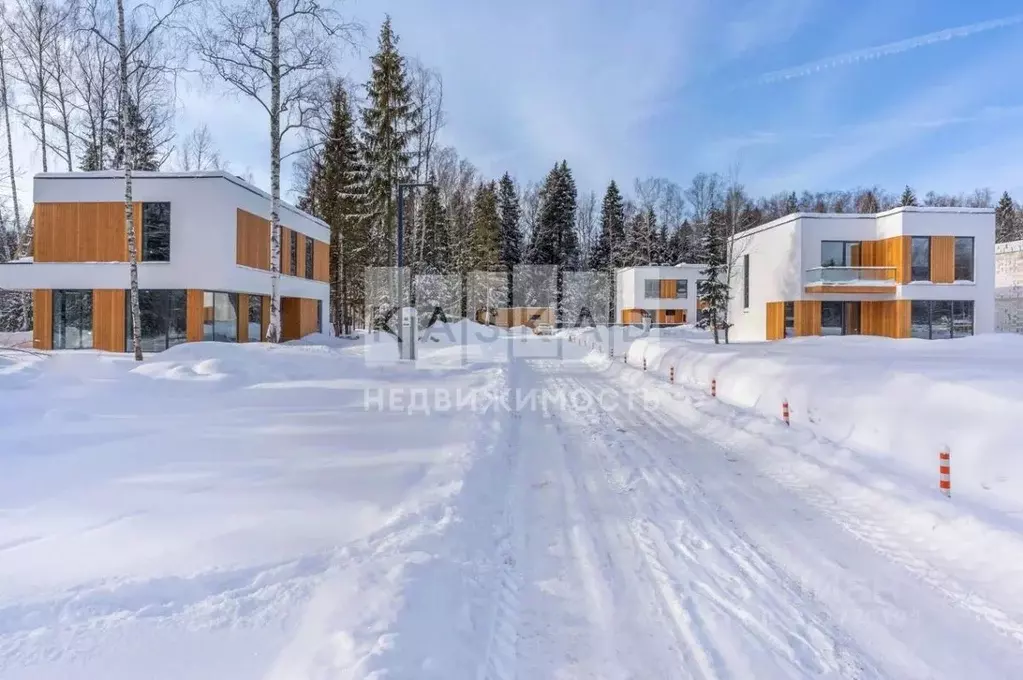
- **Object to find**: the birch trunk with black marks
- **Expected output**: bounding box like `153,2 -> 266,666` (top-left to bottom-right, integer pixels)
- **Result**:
265,0 -> 282,343
118,0 -> 142,361
0,19 -> 20,233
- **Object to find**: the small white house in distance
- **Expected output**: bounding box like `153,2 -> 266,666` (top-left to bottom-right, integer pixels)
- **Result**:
726,207 -> 995,342
616,264 -> 707,325
995,239 -> 1023,333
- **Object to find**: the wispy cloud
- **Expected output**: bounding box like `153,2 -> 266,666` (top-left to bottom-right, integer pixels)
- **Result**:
757,13 -> 1023,84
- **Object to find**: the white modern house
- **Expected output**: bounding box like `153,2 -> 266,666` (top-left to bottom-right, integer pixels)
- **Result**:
996,239 -> 1023,333
725,207 -> 995,342
615,264 -> 707,325
0,171 -> 330,351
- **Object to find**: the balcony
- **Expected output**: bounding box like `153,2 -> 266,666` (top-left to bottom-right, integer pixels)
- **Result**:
804,266 -> 897,294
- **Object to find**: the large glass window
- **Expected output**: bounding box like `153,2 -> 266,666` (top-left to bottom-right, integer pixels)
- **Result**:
820,301 -> 843,336
910,299 -> 973,339
742,254 -> 750,309
247,295 -> 263,342
126,290 -> 186,352
289,232 -> 298,275
954,237 -> 974,282
141,202 -> 171,262
820,240 -> 861,267
911,236 -> 931,281
675,279 -> 688,299
784,301 -> 795,338
305,236 -> 314,279
53,290 -> 93,349
644,279 -> 659,298
202,292 -> 239,342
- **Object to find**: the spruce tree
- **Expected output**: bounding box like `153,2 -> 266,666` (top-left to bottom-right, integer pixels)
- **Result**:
497,172 -> 522,269
419,179 -> 448,273
527,164 -> 563,266
295,82 -> 370,334
107,96 -> 159,171
361,16 -> 417,269
996,191 -> 1018,243
557,161 -> 579,269
658,222 -> 670,265
784,191 -> 798,215
696,208 -> 730,344
469,181 -> 500,272
900,185 -> 918,207
591,180 -> 625,270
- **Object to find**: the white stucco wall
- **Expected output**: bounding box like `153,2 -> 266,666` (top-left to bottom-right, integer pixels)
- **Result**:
616,265 -> 705,322
725,207 -> 996,341
728,217 -> 801,342
0,171 -> 330,333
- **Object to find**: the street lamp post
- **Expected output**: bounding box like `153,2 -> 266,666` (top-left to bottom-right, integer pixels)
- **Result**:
396,182 -> 431,361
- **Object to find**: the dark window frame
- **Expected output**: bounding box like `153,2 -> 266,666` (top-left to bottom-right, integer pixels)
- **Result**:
247,295 -> 264,343
783,301 -> 795,338
643,279 -> 659,298
125,289 -> 187,352
53,289 -> 93,350
305,236 -> 314,280
289,232 -> 298,275
954,236 -> 974,282
202,291 -> 240,343
675,279 -> 688,299
742,254 -> 750,309
911,236 -> 931,282
820,240 -> 862,267
141,202 -> 171,262
910,299 -> 974,339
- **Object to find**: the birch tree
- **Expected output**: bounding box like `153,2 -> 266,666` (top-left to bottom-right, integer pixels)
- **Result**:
193,0 -> 360,343
86,0 -> 193,361
0,10 -> 21,231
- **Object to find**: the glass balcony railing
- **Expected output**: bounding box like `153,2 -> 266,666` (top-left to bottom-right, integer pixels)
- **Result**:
805,266 -> 897,286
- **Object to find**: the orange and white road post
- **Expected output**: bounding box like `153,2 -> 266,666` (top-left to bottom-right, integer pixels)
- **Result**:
940,447 -> 951,497
782,399 -> 790,426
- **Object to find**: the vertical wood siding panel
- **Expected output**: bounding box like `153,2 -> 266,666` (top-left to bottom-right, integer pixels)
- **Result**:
314,241 -> 329,281
237,293 -> 249,343
236,209 -> 271,270
33,290 -> 52,350
765,302 -> 785,340
931,235 -> 955,283
186,289 -> 205,342
92,289 -> 126,352
795,301 -> 821,336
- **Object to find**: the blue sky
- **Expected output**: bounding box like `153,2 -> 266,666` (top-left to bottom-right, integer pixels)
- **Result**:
16,0 -> 1023,205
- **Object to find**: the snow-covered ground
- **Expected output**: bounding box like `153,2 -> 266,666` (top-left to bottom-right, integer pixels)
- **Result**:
2,326 -> 1022,678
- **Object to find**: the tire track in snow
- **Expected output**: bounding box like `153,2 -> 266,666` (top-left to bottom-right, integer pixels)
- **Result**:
531,360 -> 879,679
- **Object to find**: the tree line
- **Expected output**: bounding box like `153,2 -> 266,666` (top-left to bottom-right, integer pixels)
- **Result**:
1,4 -> 1021,342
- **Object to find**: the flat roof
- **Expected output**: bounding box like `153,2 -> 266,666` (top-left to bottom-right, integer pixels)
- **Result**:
733,205 -> 995,241
35,170 -> 329,229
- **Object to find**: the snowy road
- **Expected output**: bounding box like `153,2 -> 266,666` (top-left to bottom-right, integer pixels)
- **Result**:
469,355 -> 1023,680
2,337 -> 1022,679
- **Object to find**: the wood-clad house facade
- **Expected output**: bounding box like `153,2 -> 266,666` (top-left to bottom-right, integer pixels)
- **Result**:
728,207 -> 995,342
0,172 -> 330,352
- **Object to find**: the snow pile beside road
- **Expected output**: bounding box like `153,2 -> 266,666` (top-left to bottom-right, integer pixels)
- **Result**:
572,327 -> 1023,513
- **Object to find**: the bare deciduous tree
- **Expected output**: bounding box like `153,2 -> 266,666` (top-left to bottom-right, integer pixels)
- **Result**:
0,8 -> 22,231
5,0 -> 75,172
86,0 -> 194,361
192,0 -> 360,343
176,124 -> 221,171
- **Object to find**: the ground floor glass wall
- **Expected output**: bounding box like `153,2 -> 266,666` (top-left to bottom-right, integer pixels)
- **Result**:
911,300 -> 973,339
53,290 -> 93,349
125,290 -> 187,352
203,292 -> 239,342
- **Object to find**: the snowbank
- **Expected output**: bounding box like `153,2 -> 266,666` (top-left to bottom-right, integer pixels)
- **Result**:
568,326 -> 1023,514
